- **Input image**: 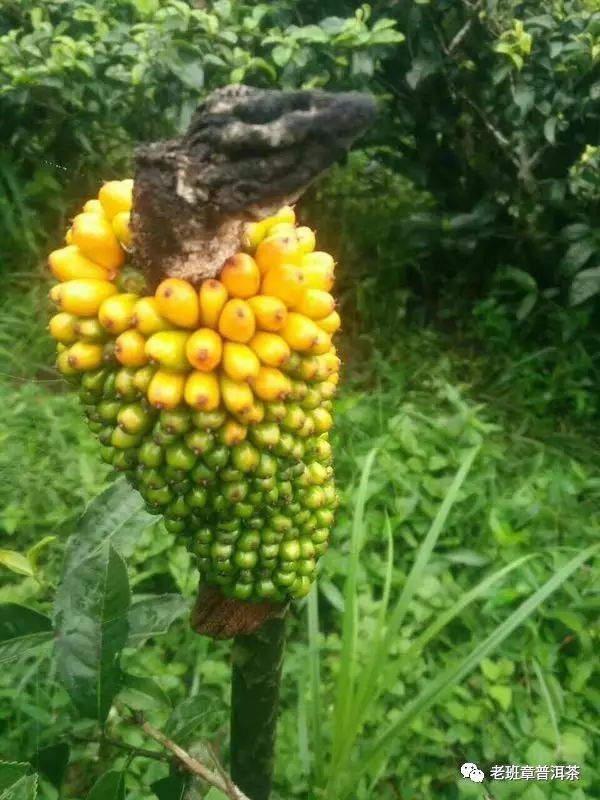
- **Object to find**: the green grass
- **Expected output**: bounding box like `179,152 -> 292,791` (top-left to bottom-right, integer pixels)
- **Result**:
0,273 -> 599,799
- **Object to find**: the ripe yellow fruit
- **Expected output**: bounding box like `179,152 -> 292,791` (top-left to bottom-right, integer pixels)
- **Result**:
220,374 -> 254,417
267,223 -> 297,239
317,309 -> 341,334
65,228 -> 73,245
311,407 -> 333,433
249,332 -> 291,367
247,295 -> 287,332
83,199 -> 104,215
280,312 -> 320,351
56,279 -> 117,316
243,220 -> 269,250
186,328 -> 223,372
98,293 -> 138,334
98,179 -> 133,220
261,263 -> 306,308
74,318 -> 106,342
67,341 -> 104,371
267,205 -> 296,227
199,279 -> 229,329
48,245 -> 110,282
296,226 -> 316,254
56,349 -> 78,376
222,342 -> 261,382
220,253 -> 261,298
115,329 -> 148,367
294,289 -> 335,319
251,366 -> 292,402
145,330 -> 190,371
255,233 -> 302,274
49,312 -> 78,344
300,251 -> 335,291
221,418 -> 247,446
156,278 -> 199,329
308,328 -> 332,355
184,370 -> 220,411
148,370 -> 186,409
132,297 -> 173,336
71,212 -> 125,270
244,400 -> 265,425
218,299 -> 256,343
112,211 -> 132,248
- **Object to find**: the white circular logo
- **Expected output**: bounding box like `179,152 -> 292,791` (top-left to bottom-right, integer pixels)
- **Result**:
471,768 -> 485,783
461,763 -> 477,778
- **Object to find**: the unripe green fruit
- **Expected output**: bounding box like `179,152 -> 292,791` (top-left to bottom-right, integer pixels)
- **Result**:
238,531 -> 260,551
212,495 -> 227,513
270,514 -> 292,533
140,469 -> 166,490
221,467 -> 244,482
102,372 -> 117,398
234,502 -> 254,519
164,518 -> 186,534
192,409 -> 227,430
261,528 -> 283,545
160,408 -> 191,435
82,368 -> 108,395
204,445 -> 230,470
152,425 -> 179,447
115,367 -> 138,400
311,528 -> 329,544
223,481 -> 248,503
144,485 -> 174,506
163,465 -> 186,483
256,579 -> 276,598
98,400 -> 121,422
100,446 -> 114,464
166,496 -> 191,519
234,550 -> 258,569
196,527 -> 213,544
98,426 -> 114,446
112,449 -> 138,471
274,570 -> 296,587
139,440 -> 163,468
111,427 -> 141,449
232,582 -> 254,600
185,429 -> 215,455
280,540 -> 300,561
186,487 -> 208,509
282,404 -> 305,431
260,543 -> 279,560
166,443 -> 197,471
133,365 -> 156,394
301,388 -> 321,410
231,442 -> 260,473
171,478 -> 192,496
118,402 -> 153,435
249,422 -> 280,449
256,453 -> 277,478
88,419 -> 103,433
211,542 -> 233,561
265,402 -> 286,422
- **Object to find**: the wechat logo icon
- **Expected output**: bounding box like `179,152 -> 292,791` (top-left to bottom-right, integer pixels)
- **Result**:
461,763 -> 485,783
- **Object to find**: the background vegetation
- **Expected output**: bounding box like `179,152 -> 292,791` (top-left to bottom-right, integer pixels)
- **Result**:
1,1 -> 599,798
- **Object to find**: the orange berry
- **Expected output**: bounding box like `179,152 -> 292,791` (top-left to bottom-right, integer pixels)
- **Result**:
280,312 -> 321,351
222,342 -> 261,382
300,252 -> 335,291
184,371 -> 220,411
156,278 -> 199,329
71,212 -> 125,270
261,263 -> 306,308
317,309 -> 341,334
218,299 -> 256,343
247,295 -> 287,332
220,253 -> 260,298
255,233 -> 302,274
294,289 -> 335,319
185,328 -> 223,372
199,279 -> 228,329
148,370 -> 186,410
98,179 -> 133,220
132,297 -> 173,336
251,366 -> 292,402
48,245 -> 110,282
249,332 -> 291,367
98,293 -> 138,334
115,329 -> 148,367
49,312 -> 78,344
220,374 -> 254,417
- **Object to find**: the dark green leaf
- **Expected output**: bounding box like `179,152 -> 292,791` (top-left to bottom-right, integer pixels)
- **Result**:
54,544 -> 130,723
119,673 -> 171,711
165,695 -> 227,745
570,266 -> 600,306
29,743 -> 69,790
127,594 -> 188,645
151,774 -> 187,800
86,771 -> 125,800
0,774 -> 37,800
0,765 -> 33,793
0,604 -> 53,664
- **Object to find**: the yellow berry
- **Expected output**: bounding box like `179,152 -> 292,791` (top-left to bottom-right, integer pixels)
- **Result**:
66,341 -> 104,371
247,295 -> 287,332
65,228 -> 73,245
280,312 -> 320,351
251,366 -> 292,402
145,330 -> 190,372
156,278 -> 199,329
112,211 -> 132,248
294,289 -> 335,319
71,212 -> 125,270
243,220 -> 269,250
48,245 -> 111,282
255,233 -> 302,274
83,199 -> 104,215
221,418 -> 247,446
132,297 -> 173,336
270,205 -> 296,226
220,253 -> 260,299
218,299 -> 256,343
220,374 -> 254,417
98,293 -> 138,334
115,329 -> 148,367
317,309 -> 341,334
184,370 -> 220,411
307,328 -> 332,355
243,400 -> 265,425
199,279 -> 229,329
222,342 -> 261,382
56,349 -> 78,376
98,179 -> 133,220
300,251 -> 335,291
249,332 -> 291,367
148,370 -> 186,410
55,279 -> 117,316
49,312 -> 78,344
296,226 -> 316,254
186,328 -> 223,372
311,407 -> 333,433
261,263 -> 306,308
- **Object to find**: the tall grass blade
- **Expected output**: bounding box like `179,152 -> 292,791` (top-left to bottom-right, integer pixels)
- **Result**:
307,586 -> 324,786
532,658 -> 561,754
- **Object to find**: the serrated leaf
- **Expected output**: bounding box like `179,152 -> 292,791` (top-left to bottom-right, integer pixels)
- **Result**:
0,604 -> 53,664
127,594 -> 188,645
570,266 -> 600,305
0,774 -> 37,800
119,673 -> 171,711
0,551 -> 33,578
86,771 -> 125,800
30,743 -> 69,790
54,544 -> 130,723
151,774 -> 187,800
0,765 -> 32,793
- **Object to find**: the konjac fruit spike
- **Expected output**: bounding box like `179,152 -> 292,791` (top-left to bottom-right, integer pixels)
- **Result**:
48,184 -> 341,604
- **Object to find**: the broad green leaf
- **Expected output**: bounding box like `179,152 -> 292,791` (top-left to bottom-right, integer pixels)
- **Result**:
488,684 -> 512,711
30,743 -> 69,790
151,774 -> 187,800
127,594 -> 188,645
0,774 -> 37,800
0,551 -> 33,578
54,543 -> 130,723
119,673 -> 171,711
0,604 -> 53,664
86,771 -> 125,800
0,765 -> 32,793
165,695 -> 227,745
570,266 -> 600,305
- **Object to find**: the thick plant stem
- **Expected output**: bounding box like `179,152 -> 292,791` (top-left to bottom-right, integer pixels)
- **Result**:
230,616 -> 287,800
